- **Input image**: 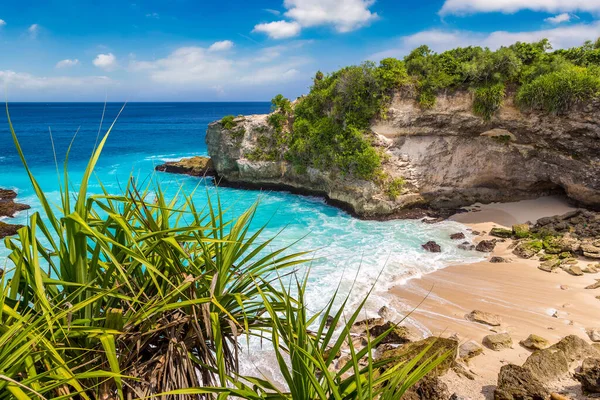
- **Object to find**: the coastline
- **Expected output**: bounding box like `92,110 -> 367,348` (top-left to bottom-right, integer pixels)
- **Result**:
393,196 -> 600,399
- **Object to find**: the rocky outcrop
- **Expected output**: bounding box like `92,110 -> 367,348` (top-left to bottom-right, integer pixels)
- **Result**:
0,189 -> 29,239
205,91 -> 600,218
155,156 -> 215,177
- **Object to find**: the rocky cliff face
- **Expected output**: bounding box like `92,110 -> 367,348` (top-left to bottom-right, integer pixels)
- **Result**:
206,91 -> 600,218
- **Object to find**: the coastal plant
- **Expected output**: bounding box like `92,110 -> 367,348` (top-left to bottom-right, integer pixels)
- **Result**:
473,83 -> 505,120
386,177 -> 406,200
221,114 -> 236,130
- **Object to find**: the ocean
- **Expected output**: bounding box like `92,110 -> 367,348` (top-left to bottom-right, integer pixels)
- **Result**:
0,102 -> 482,374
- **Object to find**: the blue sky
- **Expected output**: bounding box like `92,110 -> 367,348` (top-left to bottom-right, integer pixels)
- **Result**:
0,0 -> 599,101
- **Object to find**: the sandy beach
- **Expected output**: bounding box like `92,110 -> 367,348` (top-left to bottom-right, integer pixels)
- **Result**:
389,196 -> 600,399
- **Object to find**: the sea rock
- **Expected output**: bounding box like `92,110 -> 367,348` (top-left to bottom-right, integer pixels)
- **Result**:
377,305 -> 394,320
522,346 -> 569,383
0,221 -> 24,239
512,223 -> 530,238
450,232 -> 466,240
367,322 -> 421,344
490,228 -> 512,239
494,364 -> 550,400
538,259 -> 561,273
0,189 -> 30,239
483,333 -> 512,351
476,240 -> 497,253
490,256 -> 507,263
155,156 -> 215,177
467,310 -> 502,326
458,243 -> 476,251
587,328 -> 600,342
520,334 -> 550,351
459,340 -> 484,362
351,317 -> 384,334
575,357 -> 600,394
376,337 -> 458,375
422,241 -> 441,252
513,241 -> 542,259
564,265 -> 584,276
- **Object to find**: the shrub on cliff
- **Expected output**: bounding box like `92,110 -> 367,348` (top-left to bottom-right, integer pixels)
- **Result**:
473,83 -> 506,120
517,66 -> 600,113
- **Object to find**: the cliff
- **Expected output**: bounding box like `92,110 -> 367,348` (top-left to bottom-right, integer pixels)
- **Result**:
206,91 -> 600,219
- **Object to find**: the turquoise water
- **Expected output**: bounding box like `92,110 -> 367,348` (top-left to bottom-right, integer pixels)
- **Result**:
0,102 -> 482,326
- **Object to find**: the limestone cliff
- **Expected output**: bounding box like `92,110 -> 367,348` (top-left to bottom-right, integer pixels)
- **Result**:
206,90 -> 600,218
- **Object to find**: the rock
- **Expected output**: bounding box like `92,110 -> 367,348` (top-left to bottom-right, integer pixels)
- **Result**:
422,241 -> 441,253
476,240 -> 497,253
351,317 -> 384,334
520,334 -> 550,351
512,224 -> 530,239
560,258 -> 578,265
586,280 -> 600,289
583,264 -> 599,273
404,376 -> 450,400
549,394 -> 570,400
564,265 -> 584,276
367,322 -> 421,344
459,340 -> 484,361
494,364 -> 550,400
513,241 -> 542,259
155,156 -> 215,177
560,285 -> 569,290
551,335 -> 600,362
556,236 -> 581,253
449,394 -> 470,400
558,252 -> 571,259
587,328 -> 600,342
451,232 -> 466,240
575,357 -> 600,394
538,259 -> 561,272
538,254 -> 556,261
522,346 -> 569,383
376,337 -> 458,375
483,333 -> 512,351
458,243 -> 475,251
584,252 -> 600,259
582,243 -> 600,254
491,228 -> 513,239
0,221 -> 24,239
0,189 -> 30,239
467,310 -> 502,326
377,305 -> 393,320
490,256 -> 507,263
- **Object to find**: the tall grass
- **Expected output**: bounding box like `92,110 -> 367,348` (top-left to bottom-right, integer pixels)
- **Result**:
1,105 -> 447,399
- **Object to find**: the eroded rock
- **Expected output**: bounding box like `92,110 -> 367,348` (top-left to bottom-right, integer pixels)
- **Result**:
494,364 -> 550,400
467,310 -> 502,326
520,334 -> 550,351
155,156 -> 215,177
483,333 -> 512,351
575,357 -> 600,394
451,232 -> 466,240
476,240 -> 497,253
422,241 -> 441,253
367,322 -> 421,344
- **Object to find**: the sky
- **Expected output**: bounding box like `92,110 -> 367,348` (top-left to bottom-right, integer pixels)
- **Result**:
0,0 -> 599,101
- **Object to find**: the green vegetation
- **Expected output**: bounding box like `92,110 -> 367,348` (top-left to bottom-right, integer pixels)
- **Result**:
386,177 -> 406,200
1,110 -> 447,398
255,38 -> 600,185
221,114 -> 246,141
221,114 -> 236,129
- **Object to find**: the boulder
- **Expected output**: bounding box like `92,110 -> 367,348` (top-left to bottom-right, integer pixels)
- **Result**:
513,241 -> 542,259
351,317 -> 384,334
556,236 -> 581,253
520,334 -> 550,351
587,328 -> 600,342
583,264 -> 599,273
467,310 -> 502,326
155,156 -> 215,177
490,228 -> 513,239
458,243 -> 476,251
512,224 -> 530,239
586,280 -> 600,289
483,333 -> 512,351
494,364 -> 550,400
376,337 -> 458,375
584,252 -> 600,259
403,376 -> 450,400
422,241 -> 441,253
490,256 -> 507,263
538,259 -> 561,273
575,357 -> 600,394
582,243 -> 600,254
377,305 -> 394,320
450,232 -> 466,240
564,265 -> 584,276
367,322 -> 421,344
476,240 -> 497,253
551,335 -> 600,362
0,221 -> 24,239
459,340 -> 484,362
522,347 -> 569,383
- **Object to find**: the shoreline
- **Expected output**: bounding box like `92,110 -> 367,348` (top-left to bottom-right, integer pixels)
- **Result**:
392,196 -> 600,399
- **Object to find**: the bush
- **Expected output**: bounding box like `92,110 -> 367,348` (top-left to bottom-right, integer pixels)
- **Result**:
517,66 -> 600,113
386,177 -> 406,200
221,114 -> 236,130
473,83 -> 505,120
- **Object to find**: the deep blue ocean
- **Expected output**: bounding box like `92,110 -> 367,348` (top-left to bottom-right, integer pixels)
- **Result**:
0,102 -> 481,370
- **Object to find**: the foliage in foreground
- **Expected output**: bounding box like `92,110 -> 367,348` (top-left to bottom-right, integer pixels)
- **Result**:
1,107 -> 448,399
255,38 -> 600,182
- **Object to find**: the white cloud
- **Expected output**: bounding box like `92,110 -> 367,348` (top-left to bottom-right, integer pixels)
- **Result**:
283,0 -> 378,32
208,40 -> 234,52
0,19 -> 6,27
0,70 -> 111,90
55,59 -> 80,68
439,0 -> 600,16
145,12 -> 160,19
28,24 -> 40,39
253,20 -> 301,39
93,53 -> 118,71
129,43 -> 308,88
545,13 -> 572,24
265,9 -> 281,15
371,21 -> 600,60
